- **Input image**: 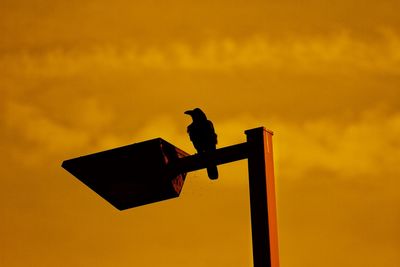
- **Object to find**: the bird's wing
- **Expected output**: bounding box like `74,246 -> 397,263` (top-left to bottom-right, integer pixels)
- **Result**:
207,120 -> 218,145
187,123 -> 196,142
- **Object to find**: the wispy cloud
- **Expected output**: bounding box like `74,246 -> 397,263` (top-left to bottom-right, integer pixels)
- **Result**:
272,108 -> 400,180
2,99 -> 118,167
1,30 -> 400,77
3,97 -> 400,185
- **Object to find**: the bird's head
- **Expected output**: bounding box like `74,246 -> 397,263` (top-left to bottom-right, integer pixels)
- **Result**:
184,108 -> 207,121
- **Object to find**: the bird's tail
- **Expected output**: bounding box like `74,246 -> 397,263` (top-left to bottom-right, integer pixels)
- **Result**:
207,165 -> 219,180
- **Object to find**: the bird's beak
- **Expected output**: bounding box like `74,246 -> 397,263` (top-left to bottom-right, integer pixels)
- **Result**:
184,110 -> 193,115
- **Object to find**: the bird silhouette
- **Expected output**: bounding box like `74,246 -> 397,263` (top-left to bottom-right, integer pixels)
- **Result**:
184,108 -> 218,179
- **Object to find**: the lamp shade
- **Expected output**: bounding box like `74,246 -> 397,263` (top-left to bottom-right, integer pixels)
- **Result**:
62,138 -> 189,210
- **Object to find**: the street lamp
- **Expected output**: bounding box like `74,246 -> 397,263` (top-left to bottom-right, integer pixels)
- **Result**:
62,127 -> 279,267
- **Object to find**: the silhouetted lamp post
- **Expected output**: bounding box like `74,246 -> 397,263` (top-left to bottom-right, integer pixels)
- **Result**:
62,127 -> 279,267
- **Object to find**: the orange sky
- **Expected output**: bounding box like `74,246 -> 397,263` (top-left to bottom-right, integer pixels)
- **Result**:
1,1 -> 399,266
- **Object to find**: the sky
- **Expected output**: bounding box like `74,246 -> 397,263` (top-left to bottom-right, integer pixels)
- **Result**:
1,0 -> 399,266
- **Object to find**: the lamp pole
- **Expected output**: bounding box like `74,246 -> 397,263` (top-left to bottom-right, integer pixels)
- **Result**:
245,127 -> 279,267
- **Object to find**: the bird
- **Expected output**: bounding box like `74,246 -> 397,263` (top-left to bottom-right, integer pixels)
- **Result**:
184,108 -> 218,180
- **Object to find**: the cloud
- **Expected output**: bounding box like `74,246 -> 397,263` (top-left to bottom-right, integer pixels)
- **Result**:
4,95 -> 399,186
272,108 -> 400,181
1,99 -> 117,167
1,30 -> 400,78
